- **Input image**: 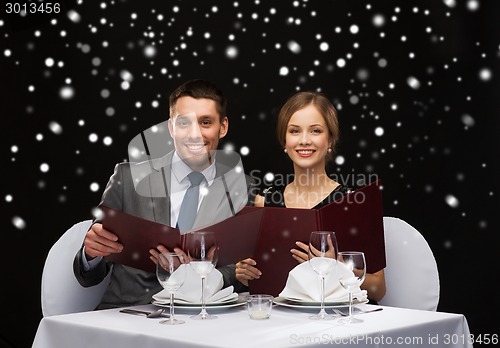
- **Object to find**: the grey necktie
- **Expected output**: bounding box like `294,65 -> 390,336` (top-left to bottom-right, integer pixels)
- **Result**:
177,171 -> 205,231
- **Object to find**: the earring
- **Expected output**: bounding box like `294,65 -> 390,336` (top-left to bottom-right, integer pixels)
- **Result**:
284,148 -> 288,153
327,148 -> 332,153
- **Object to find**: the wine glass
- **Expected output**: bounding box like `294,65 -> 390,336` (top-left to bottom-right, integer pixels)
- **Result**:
156,252 -> 188,325
185,231 -> 218,320
307,231 -> 338,320
337,251 -> 366,324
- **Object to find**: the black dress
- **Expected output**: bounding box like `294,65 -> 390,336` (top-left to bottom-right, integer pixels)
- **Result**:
263,183 -> 353,208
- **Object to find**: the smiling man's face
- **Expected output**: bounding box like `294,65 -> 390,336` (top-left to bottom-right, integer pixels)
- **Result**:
169,96 -> 228,171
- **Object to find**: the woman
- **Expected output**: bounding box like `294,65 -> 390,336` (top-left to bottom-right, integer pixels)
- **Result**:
236,91 -> 386,302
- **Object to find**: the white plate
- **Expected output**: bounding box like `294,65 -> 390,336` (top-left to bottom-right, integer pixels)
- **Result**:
152,296 -> 246,310
273,296 -> 368,309
173,292 -> 239,305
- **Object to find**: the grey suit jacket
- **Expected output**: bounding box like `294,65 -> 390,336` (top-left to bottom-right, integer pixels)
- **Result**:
74,151 -> 253,309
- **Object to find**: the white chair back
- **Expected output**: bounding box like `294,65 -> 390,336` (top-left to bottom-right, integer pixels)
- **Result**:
41,220 -> 112,316
378,217 -> 440,311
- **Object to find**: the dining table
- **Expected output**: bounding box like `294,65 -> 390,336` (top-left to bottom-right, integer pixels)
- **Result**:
32,298 -> 472,348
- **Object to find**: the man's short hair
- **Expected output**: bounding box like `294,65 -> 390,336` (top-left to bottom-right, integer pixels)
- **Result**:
169,79 -> 227,121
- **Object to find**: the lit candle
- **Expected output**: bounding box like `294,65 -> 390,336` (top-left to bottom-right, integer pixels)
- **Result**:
250,308 -> 269,320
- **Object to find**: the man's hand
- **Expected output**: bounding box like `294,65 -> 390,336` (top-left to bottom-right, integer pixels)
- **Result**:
84,223 -> 123,259
235,258 -> 262,286
149,245 -> 188,265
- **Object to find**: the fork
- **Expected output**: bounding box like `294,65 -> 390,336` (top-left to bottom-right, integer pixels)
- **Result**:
332,308 -> 347,316
332,307 -> 383,316
119,308 -> 166,318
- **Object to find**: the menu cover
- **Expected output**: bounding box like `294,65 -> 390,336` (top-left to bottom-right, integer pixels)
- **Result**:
189,206 -> 264,268
101,206 -> 181,273
249,179 -> 385,296
102,205 -> 263,273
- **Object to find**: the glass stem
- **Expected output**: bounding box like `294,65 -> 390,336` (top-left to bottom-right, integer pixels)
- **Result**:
320,276 -> 325,315
348,291 -> 353,320
201,276 -> 207,315
169,293 -> 174,322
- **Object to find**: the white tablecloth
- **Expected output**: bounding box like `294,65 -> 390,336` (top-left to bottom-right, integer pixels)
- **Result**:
32,303 -> 472,348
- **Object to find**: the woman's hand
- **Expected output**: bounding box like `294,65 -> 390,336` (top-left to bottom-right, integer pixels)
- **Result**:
308,234 -> 336,258
235,258 -> 262,286
290,241 -> 309,263
292,234 -> 336,263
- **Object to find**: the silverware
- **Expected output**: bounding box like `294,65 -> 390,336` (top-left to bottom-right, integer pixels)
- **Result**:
332,307 -> 383,316
119,308 -> 166,318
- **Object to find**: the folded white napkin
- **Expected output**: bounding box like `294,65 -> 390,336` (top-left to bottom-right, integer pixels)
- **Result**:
152,266 -> 237,304
279,261 -> 368,303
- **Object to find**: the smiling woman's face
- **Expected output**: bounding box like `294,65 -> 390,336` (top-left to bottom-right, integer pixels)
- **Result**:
169,96 -> 228,171
285,104 -> 331,171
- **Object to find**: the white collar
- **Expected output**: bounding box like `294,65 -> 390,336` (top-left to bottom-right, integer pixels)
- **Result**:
171,151 -> 216,186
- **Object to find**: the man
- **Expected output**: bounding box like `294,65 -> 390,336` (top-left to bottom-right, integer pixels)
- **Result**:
74,79 -> 252,309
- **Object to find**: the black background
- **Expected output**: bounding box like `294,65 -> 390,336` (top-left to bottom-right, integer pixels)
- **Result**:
1,1 -> 499,347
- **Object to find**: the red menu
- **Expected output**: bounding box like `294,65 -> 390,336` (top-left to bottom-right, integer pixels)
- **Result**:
189,206 -> 265,268
249,180 -> 386,296
102,206 -> 181,273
